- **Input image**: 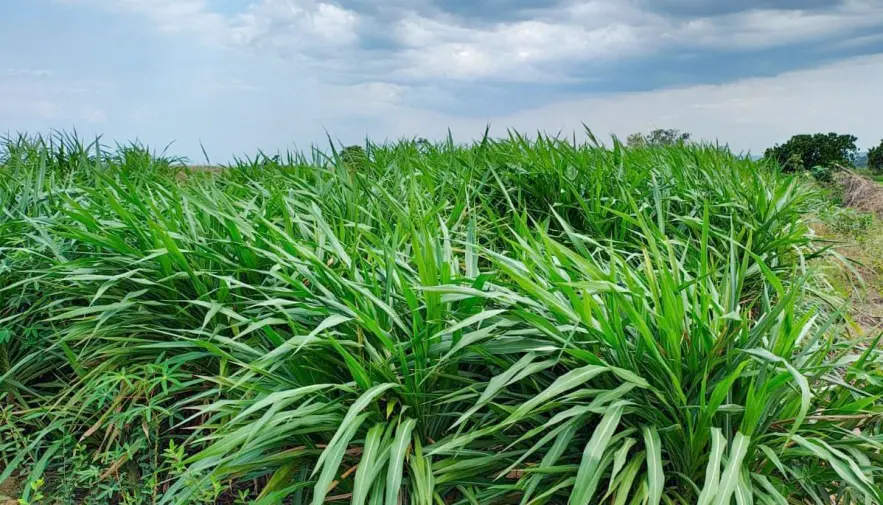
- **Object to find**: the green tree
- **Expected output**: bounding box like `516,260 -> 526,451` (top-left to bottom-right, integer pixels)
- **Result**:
626,129 -> 691,147
763,133 -> 858,172
340,145 -> 368,171
626,133 -> 647,147
867,140 -> 883,174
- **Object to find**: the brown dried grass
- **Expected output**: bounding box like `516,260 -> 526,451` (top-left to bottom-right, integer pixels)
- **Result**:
837,171 -> 883,217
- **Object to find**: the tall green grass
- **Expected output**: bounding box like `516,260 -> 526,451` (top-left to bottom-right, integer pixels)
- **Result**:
1,132 -> 881,504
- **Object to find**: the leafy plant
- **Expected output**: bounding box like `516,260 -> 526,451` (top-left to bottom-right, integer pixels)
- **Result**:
826,207 -> 875,239
810,164 -> 834,183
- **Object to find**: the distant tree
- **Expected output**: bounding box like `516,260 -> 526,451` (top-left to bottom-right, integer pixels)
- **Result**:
855,152 -> 869,168
626,129 -> 691,147
868,140 -> 883,174
626,133 -> 647,147
415,137 -> 433,153
763,133 -> 858,172
340,145 -> 367,171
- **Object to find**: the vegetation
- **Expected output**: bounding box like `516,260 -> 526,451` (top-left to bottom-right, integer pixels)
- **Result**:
868,140 -> 883,175
1,132 -> 882,504
625,129 -> 691,148
855,152 -> 869,169
810,164 -> 835,183
764,133 -> 858,172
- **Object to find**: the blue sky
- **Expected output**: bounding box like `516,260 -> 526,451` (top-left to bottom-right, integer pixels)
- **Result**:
2,0 -> 883,161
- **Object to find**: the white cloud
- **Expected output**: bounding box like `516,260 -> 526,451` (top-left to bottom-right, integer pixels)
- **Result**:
17,0 -> 883,160
391,2 -> 663,81
394,14 -> 647,80
0,100 -> 62,120
4,68 -> 54,79
359,53 -> 883,153
230,0 -> 361,54
57,0 -> 361,53
79,106 -> 107,123
56,0 -> 228,35
0,70 -> 108,125
677,1 -> 883,50
56,0 -> 883,83
8,50 -> 879,160
388,0 -> 883,81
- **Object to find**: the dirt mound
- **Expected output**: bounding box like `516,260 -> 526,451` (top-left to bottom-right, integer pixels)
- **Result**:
837,171 -> 883,217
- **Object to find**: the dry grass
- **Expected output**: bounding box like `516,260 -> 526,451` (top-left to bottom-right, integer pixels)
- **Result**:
813,173 -> 883,337
837,171 -> 883,217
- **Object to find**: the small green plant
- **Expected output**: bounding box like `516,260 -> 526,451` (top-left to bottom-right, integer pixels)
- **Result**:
18,478 -> 44,505
811,164 -> 834,183
233,489 -> 252,505
827,207 -> 875,239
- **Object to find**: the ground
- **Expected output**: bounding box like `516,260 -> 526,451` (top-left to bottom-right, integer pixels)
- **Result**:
0,477 -> 17,505
812,171 -> 883,337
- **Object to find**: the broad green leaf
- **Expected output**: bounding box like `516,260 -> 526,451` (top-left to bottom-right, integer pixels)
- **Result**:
569,404 -> 623,505
386,418 -> 417,505
643,426 -> 664,505
713,432 -> 750,505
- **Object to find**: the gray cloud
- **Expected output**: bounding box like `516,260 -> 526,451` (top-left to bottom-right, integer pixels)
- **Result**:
638,0 -> 839,18
342,0 -> 861,25
14,1 -> 883,162
41,0 -> 883,129
70,0 -> 883,85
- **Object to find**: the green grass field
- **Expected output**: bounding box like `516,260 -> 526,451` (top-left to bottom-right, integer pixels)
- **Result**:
1,133 -> 881,504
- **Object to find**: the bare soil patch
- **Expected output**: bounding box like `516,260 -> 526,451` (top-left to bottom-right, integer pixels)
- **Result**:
0,477 -> 18,505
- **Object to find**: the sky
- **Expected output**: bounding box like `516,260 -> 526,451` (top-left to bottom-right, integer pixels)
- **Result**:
2,0 -> 883,161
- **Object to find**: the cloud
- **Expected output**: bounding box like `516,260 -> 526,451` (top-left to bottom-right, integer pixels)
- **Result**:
367,53 -> 883,153
10,50 -> 879,160
57,0 -> 228,35
0,59 -> 110,132
57,0 -> 362,54
230,0 -> 361,55
641,0 -> 837,17
14,0 -> 883,160
80,106 -> 108,123
61,0 -> 883,85
4,68 -> 54,79
385,0 -> 883,81
392,11 -> 649,80
675,1 -> 883,50
277,55 -> 883,158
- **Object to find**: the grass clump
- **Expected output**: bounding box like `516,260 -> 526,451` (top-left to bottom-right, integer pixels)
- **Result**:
1,131 -> 881,504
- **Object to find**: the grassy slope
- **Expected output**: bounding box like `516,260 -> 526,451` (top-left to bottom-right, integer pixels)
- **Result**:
1,134 -> 882,504
811,174 -> 883,336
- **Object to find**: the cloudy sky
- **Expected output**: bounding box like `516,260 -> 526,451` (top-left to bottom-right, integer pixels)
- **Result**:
2,0 -> 883,161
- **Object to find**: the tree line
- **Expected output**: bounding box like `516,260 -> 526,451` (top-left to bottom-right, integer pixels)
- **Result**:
625,128 -> 883,176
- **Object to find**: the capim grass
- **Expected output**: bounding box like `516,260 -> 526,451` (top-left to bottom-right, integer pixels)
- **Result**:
1,131 -> 881,504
